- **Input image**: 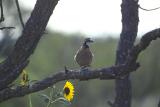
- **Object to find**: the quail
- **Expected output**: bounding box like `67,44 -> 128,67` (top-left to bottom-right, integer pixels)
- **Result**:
74,38 -> 94,68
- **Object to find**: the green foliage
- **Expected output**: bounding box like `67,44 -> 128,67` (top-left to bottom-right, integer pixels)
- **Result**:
39,86 -> 70,107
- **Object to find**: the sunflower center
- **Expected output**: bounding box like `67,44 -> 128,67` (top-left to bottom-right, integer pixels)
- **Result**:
64,87 -> 70,95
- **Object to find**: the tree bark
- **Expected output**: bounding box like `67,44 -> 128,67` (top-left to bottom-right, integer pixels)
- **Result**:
114,0 -> 139,107
0,0 -> 59,90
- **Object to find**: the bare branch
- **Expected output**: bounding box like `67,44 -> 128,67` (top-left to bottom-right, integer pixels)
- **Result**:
15,0 -> 25,28
0,0 -> 4,22
139,5 -> 160,11
126,28 -> 160,66
0,63 -> 139,102
0,27 -> 15,30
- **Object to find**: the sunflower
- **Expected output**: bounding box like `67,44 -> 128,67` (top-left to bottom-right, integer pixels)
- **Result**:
63,81 -> 74,102
20,70 -> 29,86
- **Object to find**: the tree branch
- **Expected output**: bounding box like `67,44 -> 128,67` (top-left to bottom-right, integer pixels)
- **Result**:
0,27 -> 15,30
15,0 -> 25,28
0,0 -> 4,22
0,63 -> 139,102
139,5 -> 160,11
126,28 -> 160,65
0,27 -> 160,102
0,0 -> 59,90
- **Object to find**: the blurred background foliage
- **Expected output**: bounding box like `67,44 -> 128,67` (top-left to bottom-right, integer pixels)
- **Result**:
0,1 -> 159,107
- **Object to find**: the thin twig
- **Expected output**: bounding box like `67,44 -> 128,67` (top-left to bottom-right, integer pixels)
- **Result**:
139,5 -> 160,11
0,0 -> 4,22
0,27 -> 15,30
15,0 -> 24,29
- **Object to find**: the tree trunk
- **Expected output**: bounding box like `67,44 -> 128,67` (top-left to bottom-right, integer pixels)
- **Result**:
114,0 -> 139,107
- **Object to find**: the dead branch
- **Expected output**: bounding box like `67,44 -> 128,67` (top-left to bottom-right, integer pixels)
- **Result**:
0,63 -> 139,102
139,5 -> 160,11
0,0 -> 4,22
0,27 -> 15,30
15,0 -> 24,28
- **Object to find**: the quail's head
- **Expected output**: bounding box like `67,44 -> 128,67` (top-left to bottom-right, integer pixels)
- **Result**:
83,38 -> 94,48
84,38 -> 94,44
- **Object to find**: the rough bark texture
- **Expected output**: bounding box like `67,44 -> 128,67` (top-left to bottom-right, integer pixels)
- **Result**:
0,63 -> 139,102
0,0 -> 59,90
114,0 -> 139,107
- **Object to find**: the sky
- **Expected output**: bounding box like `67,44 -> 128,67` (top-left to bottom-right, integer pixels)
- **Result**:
19,0 -> 160,37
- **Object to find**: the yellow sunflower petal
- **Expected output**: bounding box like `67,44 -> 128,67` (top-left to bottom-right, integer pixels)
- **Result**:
63,81 -> 75,102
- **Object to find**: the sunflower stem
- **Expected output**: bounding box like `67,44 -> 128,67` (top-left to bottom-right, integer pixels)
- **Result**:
46,86 -> 55,107
28,94 -> 33,107
46,101 -> 51,107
